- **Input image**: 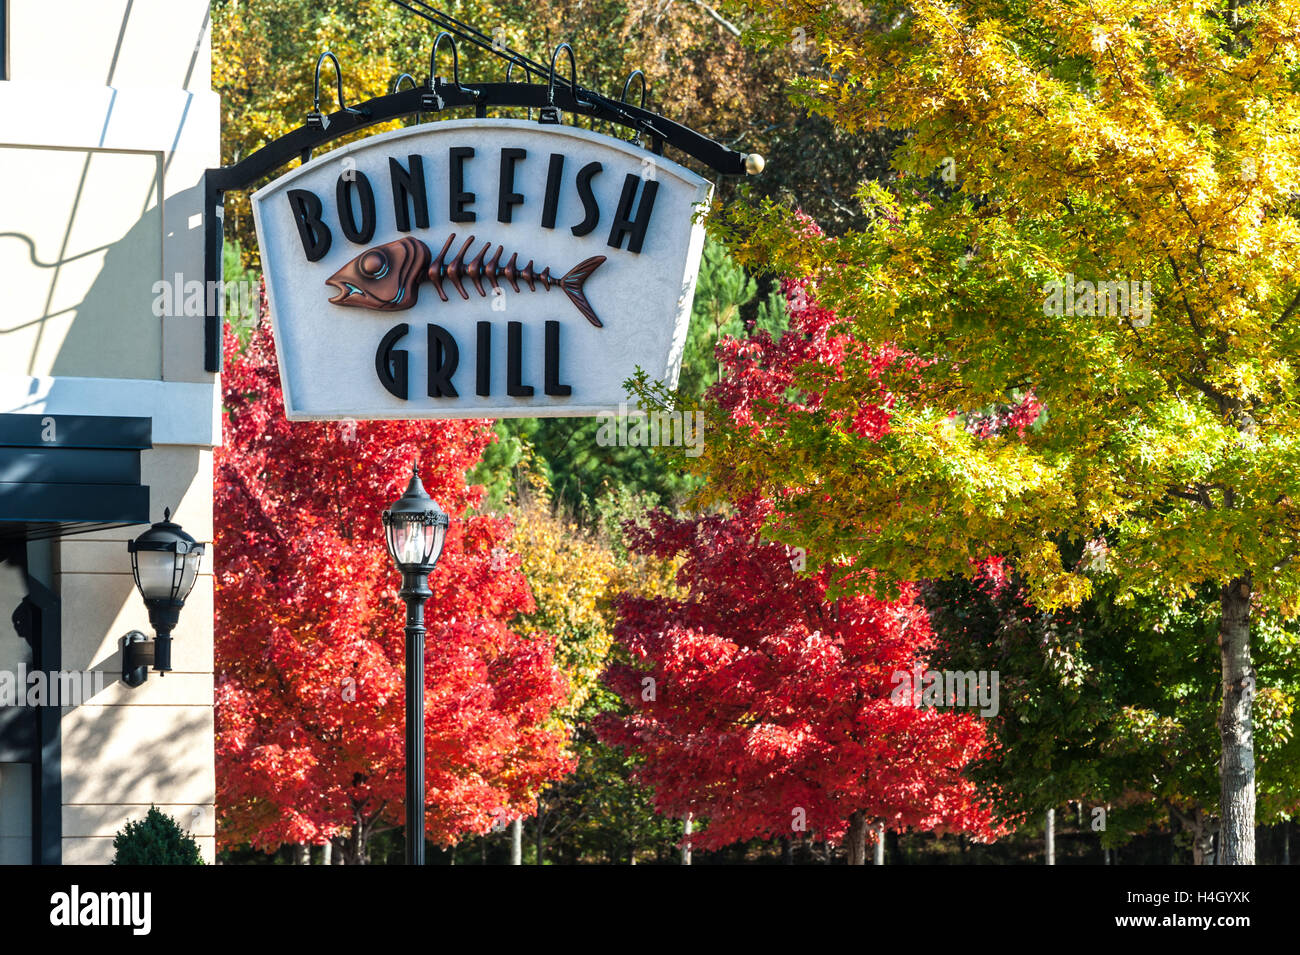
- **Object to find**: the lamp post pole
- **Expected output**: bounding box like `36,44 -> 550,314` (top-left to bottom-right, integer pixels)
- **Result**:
400,567 -> 431,867
382,467 -> 449,867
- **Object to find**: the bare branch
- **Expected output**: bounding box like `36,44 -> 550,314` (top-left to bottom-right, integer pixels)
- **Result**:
681,0 -> 743,37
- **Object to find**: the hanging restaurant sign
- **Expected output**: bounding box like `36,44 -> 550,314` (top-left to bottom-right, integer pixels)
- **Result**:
252,118 -> 712,420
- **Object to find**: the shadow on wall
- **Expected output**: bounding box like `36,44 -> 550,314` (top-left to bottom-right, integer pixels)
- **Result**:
0,0 -> 213,383
71,442 -> 206,684
49,171 -> 211,382
1,440 -> 204,697
0,161 -> 212,384
61,701 -> 214,810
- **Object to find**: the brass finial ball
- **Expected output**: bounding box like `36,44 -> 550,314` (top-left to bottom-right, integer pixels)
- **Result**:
744,153 -> 766,175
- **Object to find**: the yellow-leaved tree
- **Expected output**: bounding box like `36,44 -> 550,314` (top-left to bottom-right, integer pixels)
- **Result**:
505,478 -> 688,861
694,0 -> 1300,864
510,485 -> 618,724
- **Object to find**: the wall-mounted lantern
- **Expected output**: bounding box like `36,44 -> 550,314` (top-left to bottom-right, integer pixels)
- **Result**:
123,509 -> 205,687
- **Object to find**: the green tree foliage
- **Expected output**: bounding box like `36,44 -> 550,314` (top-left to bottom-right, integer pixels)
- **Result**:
678,239 -> 786,399
112,807 -> 205,865
458,0 -> 900,234
926,562 -> 1300,861
222,238 -> 263,345
472,238 -> 784,515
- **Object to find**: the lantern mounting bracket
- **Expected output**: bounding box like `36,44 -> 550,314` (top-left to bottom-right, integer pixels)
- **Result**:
121,630 -> 153,688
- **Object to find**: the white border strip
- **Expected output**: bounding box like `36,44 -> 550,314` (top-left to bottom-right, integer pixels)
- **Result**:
0,376 -> 220,447
0,82 -> 219,154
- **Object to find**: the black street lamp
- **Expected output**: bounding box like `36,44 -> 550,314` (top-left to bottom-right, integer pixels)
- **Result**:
382,467 -> 449,866
124,509 -> 205,685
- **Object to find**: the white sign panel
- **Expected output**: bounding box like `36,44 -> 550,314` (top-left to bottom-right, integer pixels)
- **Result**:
251,118 -> 713,419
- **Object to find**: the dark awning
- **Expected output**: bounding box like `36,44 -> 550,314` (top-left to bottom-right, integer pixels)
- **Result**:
0,413 -> 151,540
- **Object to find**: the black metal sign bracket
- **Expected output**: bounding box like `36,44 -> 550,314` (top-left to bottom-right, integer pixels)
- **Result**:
201,8 -> 763,373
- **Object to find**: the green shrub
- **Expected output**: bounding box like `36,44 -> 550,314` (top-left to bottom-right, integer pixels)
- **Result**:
112,806 -> 205,865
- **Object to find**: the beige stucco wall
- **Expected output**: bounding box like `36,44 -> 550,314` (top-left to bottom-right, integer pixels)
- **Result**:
7,0 -> 213,90
0,1 -> 220,863
55,447 -> 215,863
0,0 -> 219,385
0,145 -> 165,381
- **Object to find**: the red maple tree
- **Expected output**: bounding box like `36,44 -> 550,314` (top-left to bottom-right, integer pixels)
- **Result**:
215,314 -> 572,861
602,219 -> 1007,859
709,212 -> 1040,460
598,496 -> 1000,861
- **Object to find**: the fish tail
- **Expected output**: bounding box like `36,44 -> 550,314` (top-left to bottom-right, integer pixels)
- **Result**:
559,255 -> 606,328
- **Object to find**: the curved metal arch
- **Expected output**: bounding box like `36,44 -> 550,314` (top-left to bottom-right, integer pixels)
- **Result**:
304,52 -> 371,162
543,42 -> 584,124
391,72 -> 422,124
391,72 -> 420,94
311,51 -> 368,121
429,32 -> 466,93
505,54 -> 537,83
619,69 -> 649,145
620,69 -> 647,110
425,31 -> 482,115
505,55 -> 534,121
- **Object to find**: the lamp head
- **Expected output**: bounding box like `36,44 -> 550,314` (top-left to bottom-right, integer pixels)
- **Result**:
382,467 -> 449,573
127,508 -> 204,673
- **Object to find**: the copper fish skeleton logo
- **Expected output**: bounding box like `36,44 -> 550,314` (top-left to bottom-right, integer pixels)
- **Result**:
326,234 -> 608,328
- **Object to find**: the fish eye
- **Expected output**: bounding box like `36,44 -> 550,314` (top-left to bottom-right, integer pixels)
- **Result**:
359,250 -> 389,279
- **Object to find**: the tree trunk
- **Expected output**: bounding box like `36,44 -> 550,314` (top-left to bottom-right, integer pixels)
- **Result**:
1190,810 -> 1218,865
887,828 -> 902,864
334,825 -> 367,865
510,818 -> 522,865
844,809 -> 869,865
292,843 -> 309,865
681,813 -> 693,865
321,840 -> 332,865
781,836 -> 793,865
1045,808 -> 1055,865
535,803 -> 545,865
1173,804 -> 1220,865
1218,576 -> 1256,864
347,826 -> 368,865
873,821 -> 885,865
1283,821 -> 1291,865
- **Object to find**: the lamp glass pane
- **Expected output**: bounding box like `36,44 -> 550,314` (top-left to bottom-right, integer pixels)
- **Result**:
429,521 -> 447,567
384,520 -> 399,564
390,521 -> 433,568
178,549 -> 202,600
134,550 -> 179,600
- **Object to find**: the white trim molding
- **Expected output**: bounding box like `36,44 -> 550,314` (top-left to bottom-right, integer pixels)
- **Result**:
0,375 -> 220,448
